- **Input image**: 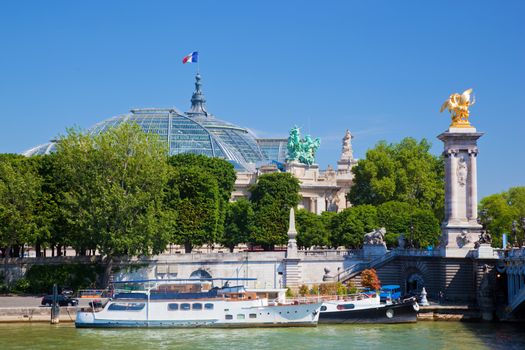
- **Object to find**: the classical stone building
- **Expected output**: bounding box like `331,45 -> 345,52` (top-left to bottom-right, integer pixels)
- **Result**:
233,129 -> 357,213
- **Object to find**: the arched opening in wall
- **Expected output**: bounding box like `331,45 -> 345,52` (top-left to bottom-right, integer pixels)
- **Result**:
406,272 -> 425,297
190,269 -> 212,279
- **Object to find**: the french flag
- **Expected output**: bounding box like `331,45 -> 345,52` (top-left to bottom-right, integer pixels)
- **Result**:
182,51 -> 198,64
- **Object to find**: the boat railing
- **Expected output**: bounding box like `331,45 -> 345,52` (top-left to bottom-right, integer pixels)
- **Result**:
286,292 -> 377,304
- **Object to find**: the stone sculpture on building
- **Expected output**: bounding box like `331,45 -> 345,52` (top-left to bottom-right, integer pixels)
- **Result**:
364,227 -> 387,246
363,227 -> 387,258
440,88 -> 476,128
341,129 -> 354,160
286,126 -> 321,165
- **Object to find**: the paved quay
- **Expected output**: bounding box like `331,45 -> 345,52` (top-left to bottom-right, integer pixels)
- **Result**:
0,296 -> 93,308
0,296 -> 483,323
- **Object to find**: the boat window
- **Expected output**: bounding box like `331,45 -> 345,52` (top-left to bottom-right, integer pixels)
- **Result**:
225,315 -> 233,320
192,303 -> 203,310
237,314 -> 245,320
181,303 -> 191,311
321,306 -> 327,311
205,303 -> 214,310
249,314 -> 257,319
168,303 -> 179,311
108,303 -> 145,311
336,304 -> 355,310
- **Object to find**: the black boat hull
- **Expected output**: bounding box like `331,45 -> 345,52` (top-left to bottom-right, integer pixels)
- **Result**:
319,300 -> 418,324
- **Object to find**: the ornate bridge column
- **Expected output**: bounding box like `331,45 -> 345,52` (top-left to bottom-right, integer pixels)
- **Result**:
438,128 -> 483,257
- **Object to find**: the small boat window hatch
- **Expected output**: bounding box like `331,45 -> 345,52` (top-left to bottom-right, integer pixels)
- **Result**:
181,303 -> 191,311
249,314 -> 257,319
204,303 -> 214,310
336,304 -> 355,311
168,303 -> 179,311
192,303 -> 203,310
225,315 -> 233,320
108,303 -> 145,311
237,314 -> 245,320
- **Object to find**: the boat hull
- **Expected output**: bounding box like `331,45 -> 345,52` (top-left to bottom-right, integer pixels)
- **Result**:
75,301 -> 321,329
319,300 -> 418,324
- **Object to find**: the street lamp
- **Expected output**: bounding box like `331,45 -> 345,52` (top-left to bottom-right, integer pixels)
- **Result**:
512,220 -> 519,247
521,217 -> 525,247
409,223 -> 415,249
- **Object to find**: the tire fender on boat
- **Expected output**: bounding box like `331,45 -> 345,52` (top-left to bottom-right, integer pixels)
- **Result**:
413,302 -> 420,312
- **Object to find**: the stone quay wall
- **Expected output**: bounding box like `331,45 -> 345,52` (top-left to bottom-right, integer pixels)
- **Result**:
0,250 -> 357,289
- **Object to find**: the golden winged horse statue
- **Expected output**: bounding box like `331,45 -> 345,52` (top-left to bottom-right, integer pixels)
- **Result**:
440,88 -> 476,128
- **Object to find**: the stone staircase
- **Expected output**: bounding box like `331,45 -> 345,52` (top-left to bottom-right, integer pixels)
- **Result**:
337,250 -> 397,283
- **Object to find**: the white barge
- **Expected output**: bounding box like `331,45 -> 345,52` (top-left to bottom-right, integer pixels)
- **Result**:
75,278 -> 322,328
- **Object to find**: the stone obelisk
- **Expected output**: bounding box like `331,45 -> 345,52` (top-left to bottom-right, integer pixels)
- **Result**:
283,208 -> 302,287
438,88 -> 483,257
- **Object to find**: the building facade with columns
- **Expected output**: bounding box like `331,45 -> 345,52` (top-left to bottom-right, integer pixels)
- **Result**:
233,129 -> 357,213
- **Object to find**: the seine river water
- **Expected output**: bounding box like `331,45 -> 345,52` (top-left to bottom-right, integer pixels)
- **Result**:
1,322 -> 524,350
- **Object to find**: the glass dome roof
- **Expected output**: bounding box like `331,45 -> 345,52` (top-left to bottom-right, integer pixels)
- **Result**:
23,74 -> 269,171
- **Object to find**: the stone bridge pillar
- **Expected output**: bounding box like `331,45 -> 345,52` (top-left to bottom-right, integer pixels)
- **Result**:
438,127 -> 484,257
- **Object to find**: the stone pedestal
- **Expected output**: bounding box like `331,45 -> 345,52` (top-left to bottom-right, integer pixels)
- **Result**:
438,127 -> 484,258
363,244 -> 387,259
283,259 -> 302,288
476,244 -> 495,259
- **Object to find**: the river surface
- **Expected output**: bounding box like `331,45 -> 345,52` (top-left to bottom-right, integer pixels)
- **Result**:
1,322 -> 524,350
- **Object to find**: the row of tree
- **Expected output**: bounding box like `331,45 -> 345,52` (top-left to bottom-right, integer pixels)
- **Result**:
0,123 -> 520,260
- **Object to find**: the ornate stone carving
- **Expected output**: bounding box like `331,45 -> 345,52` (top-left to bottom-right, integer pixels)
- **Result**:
456,230 -> 471,248
456,156 -> 468,187
364,227 -> 386,245
322,267 -> 335,282
475,230 -> 492,248
341,129 -> 353,160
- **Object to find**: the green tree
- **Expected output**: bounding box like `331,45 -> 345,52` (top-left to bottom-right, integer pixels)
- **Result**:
331,205 -> 378,248
376,201 -> 440,248
480,186 -> 525,247
249,172 -> 301,250
168,154 -> 236,243
169,166 -> 221,252
0,155 -> 42,258
53,123 -> 171,282
295,209 -> 331,249
223,198 -> 254,252
348,138 -> 444,220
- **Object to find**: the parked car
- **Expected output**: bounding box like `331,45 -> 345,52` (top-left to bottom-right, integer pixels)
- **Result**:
41,295 -> 79,307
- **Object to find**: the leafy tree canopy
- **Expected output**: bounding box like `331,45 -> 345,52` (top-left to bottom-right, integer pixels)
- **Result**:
480,186 -> 525,247
348,138 -> 444,220
53,123 -> 170,257
295,209 -> 332,249
377,201 -> 440,248
168,165 -> 220,253
249,172 -> 301,250
330,205 -> 378,248
223,198 -> 254,252
0,155 -> 42,257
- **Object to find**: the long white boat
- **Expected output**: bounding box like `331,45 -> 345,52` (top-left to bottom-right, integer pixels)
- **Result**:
75,278 -> 322,328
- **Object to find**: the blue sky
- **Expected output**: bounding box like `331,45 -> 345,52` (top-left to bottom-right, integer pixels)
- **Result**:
0,0 -> 523,199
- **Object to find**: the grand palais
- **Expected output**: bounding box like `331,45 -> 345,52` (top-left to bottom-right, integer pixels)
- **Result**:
23,74 -> 357,214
